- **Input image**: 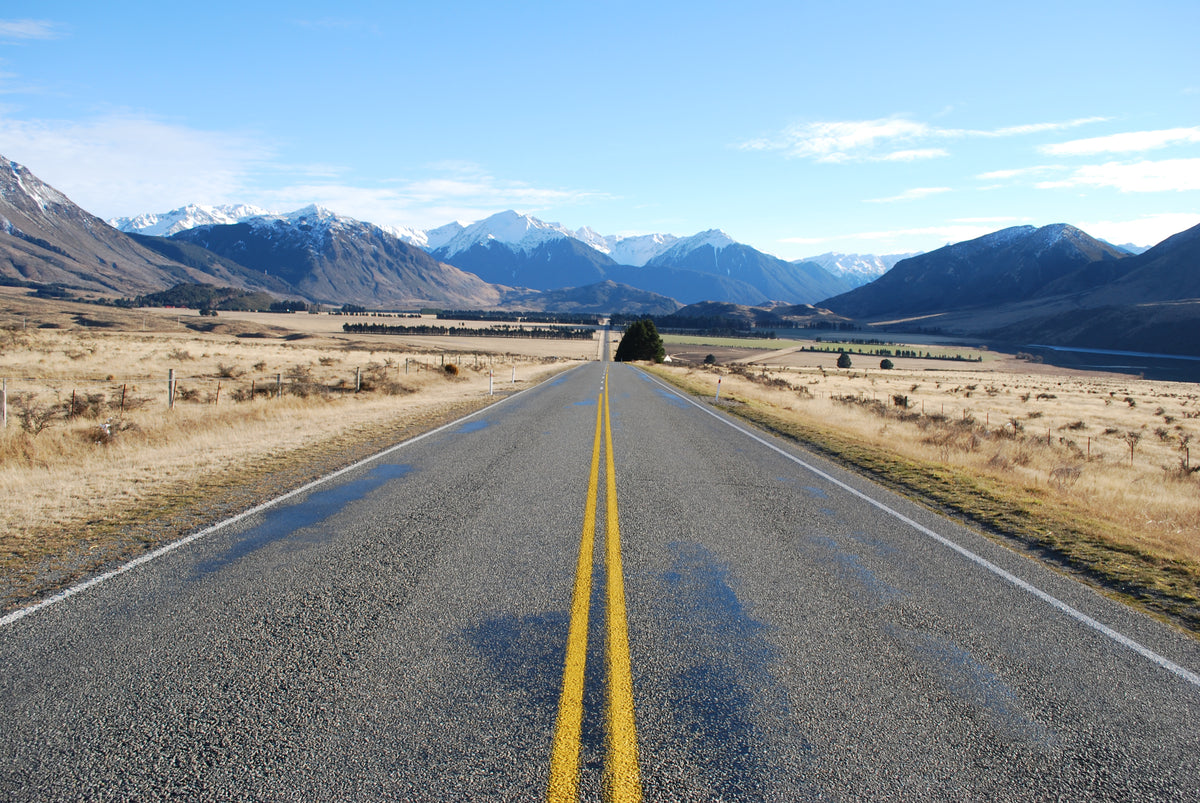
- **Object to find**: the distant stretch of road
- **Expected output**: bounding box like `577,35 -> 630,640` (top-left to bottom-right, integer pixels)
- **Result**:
2,342 -> 1198,800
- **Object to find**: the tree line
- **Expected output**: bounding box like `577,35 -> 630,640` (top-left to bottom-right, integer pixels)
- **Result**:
341,323 -> 595,340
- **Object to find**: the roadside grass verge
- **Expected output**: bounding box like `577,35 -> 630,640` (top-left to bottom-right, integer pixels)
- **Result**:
648,365 -> 1200,635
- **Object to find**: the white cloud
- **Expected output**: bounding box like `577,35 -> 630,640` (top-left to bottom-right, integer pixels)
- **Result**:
1078,213 -> 1200,248
0,113 -> 606,229
0,19 -> 65,41
1037,158 -> 1200,192
741,115 -> 1106,163
865,187 -> 952,204
0,114 -> 274,216
878,148 -> 949,162
740,117 -> 932,162
988,118 -> 1108,137
976,165 -> 1065,181
1040,127 -> 1200,156
260,172 -> 608,231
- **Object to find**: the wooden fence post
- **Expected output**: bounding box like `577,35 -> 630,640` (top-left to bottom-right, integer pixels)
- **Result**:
276,373 -> 282,399
168,369 -> 175,409
1,378 -> 6,430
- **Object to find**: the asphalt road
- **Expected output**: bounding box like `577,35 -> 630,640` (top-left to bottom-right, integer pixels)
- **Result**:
2,353 -> 1199,801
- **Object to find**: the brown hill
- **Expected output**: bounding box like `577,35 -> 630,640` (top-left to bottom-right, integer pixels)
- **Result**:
0,155 -> 281,297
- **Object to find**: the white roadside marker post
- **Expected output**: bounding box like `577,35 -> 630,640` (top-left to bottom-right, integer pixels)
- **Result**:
715,377 -> 722,402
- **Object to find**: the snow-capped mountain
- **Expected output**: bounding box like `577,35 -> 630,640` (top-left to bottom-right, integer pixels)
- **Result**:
800,252 -> 917,288
821,224 -> 1130,319
399,211 -> 682,268
429,210 -> 580,260
111,203 -> 271,237
0,156 -> 286,296
169,205 -> 504,308
416,211 -> 851,304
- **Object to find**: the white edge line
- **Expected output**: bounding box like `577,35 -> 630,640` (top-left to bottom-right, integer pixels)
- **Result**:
1,364 -> 585,629
636,367 -> 1200,690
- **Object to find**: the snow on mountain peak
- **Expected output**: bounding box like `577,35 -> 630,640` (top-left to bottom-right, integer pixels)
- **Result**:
111,203 -> 271,236
436,210 -> 577,257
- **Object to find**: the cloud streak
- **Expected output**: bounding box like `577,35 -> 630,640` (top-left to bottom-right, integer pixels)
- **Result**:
1037,158 -> 1200,192
865,186 -> 952,203
0,19 -> 66,41
0,113 -> 606,229
1040,126 -> 1200,156
741,115 -> 1106,163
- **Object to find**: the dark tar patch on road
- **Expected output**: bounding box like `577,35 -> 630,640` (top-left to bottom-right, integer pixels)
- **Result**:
653,387 -> 690,409
887,625 -> 1057,748
813,535 -> 906,606
192,463 -> 415,576
640,542 -> 811,799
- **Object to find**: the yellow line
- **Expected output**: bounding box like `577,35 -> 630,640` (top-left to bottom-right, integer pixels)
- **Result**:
547,386 -> 604,802
603,375 -> 643,801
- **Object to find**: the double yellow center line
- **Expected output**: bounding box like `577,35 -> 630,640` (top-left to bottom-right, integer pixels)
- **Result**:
548,371 -> 642,802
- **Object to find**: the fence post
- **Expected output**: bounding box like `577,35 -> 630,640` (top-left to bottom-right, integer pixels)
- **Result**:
489,370 -> 494,396
168,369 -> 175,409
355,367 -> 361,393
276,373 -> 282,399
120,384 -> 127,414
2,378 -> 6,430
215,381 -> 221,405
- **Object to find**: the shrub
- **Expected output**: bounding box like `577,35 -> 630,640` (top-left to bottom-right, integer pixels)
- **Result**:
836,352 -> 852,369
444,363 -> 459,376
880,358 -> 894,370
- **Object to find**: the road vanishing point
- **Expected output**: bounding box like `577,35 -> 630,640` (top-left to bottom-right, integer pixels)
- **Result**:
2,336 -> 1199,800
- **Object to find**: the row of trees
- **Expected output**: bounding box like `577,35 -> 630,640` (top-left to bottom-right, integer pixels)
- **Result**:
341,323 -> 595,340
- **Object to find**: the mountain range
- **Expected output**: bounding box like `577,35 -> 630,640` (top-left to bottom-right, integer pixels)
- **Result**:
4,152 -> 1198,356
822,222 -> 1200,356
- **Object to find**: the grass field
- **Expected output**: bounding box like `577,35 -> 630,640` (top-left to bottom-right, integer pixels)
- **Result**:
0,289 -> 590,606
650,362 -> 1200,634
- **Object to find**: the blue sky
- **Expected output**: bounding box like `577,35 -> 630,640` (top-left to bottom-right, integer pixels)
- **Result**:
1,1 -> 1197,259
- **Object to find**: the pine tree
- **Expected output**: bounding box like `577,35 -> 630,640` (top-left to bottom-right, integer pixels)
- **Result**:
614,319 -> 665,363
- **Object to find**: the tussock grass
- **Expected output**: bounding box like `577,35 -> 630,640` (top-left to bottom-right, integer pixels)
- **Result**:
650,363 -> 1200,633
0,320 -> 578,605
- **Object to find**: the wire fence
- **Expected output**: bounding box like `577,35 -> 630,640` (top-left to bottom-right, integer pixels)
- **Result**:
0,355 -> 530,434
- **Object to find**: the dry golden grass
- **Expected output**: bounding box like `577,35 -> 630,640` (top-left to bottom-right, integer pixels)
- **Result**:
0,299 -> 588,602
651,361 -> 1200,631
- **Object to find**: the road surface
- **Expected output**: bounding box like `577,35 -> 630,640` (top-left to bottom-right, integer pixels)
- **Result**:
2,353 -> 1198,800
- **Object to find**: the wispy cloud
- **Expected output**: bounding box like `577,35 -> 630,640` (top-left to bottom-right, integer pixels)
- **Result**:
259,169 -> 610,230
0,113 -> 606,229
865,186 -> 952,203
1037,158 -> 1200,192
0,114 -> 274,216
0,19 -> 66,41
976,165 -> 1065,181
878,148 -> 949,162
740,115 -> 1105,163
1040,127 -> 1200,156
